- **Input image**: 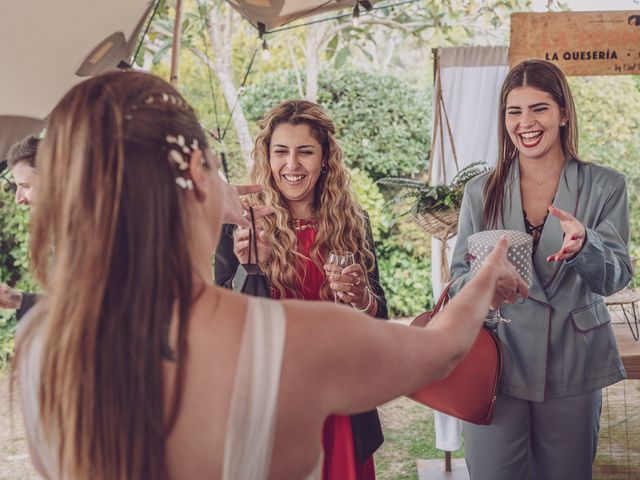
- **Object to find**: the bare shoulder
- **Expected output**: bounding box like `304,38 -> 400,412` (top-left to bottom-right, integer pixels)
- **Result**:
181,286 -> 252,359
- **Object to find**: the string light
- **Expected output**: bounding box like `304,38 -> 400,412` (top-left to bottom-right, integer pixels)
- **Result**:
352,3 -> 360,27
261,38 -> 271,61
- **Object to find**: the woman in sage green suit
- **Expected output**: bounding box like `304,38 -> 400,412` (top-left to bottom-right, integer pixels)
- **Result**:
449,60 -> 632,480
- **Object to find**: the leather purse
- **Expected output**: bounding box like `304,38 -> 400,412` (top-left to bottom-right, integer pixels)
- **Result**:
232,207 -> 271,298
407,283 -> 503,425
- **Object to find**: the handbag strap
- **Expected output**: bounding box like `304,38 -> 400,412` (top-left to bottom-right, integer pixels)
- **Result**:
247,207 -> 260,265
432,282 -> 453,316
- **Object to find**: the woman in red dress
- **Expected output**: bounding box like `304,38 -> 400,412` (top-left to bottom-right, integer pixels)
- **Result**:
215,100 -> 387,480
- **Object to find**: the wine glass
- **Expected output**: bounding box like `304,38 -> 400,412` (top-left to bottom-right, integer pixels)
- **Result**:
467,230 -> 534,325
326,251 -> 355,303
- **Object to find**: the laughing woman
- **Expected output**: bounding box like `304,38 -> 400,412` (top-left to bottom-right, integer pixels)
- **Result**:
215,100 -> 386,480
449,59 -> 632,480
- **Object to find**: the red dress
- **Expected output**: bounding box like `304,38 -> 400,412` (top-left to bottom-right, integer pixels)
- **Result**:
272,222 -> 376,480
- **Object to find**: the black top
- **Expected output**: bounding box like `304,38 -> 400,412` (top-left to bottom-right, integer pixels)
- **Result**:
523,209 -> 549,254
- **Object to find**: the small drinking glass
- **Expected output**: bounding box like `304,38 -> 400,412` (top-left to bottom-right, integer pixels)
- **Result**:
467,230 -> 534,325
327,251 -> 355,303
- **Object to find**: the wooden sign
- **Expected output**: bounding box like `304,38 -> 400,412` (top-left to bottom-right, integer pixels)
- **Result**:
510,11 -> 640,76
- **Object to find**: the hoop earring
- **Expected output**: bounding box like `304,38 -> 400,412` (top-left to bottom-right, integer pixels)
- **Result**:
321,163 -> 328,174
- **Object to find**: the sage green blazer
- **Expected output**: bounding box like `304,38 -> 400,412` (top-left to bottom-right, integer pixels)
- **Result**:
449,158 -> 632,401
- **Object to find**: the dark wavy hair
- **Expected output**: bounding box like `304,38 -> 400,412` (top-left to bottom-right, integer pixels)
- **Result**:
7,134 -> 40,169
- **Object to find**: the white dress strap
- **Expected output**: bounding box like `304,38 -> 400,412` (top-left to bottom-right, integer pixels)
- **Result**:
222,297 -> 287,480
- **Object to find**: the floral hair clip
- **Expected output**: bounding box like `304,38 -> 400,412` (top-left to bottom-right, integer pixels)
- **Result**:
166,134 -> 201,190
124,92 -> 204,191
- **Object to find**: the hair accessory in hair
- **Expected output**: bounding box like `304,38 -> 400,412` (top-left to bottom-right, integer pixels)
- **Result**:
165,134 -> 198,190
125,92 -> 192,121
121,92 -> 203,191
175,176 -> 194,190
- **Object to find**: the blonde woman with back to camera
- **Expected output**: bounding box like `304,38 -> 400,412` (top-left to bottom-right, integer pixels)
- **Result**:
15,70 -> 527,480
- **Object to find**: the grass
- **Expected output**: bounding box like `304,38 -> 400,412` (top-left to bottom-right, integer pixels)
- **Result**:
375,397 -> 463,480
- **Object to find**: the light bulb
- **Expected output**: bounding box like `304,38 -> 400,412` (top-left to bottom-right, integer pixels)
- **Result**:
352,4 -> 360,27
262,39 -> 271,61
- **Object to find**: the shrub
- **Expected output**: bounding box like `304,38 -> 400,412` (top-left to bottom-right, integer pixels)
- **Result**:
242,66 -> 432,180
351,168 -> 434,317
377,235 -> 433,317
0,185 -> 36,367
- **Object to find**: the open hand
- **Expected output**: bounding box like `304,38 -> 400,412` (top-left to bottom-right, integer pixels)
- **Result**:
222,183 -> 274,227
546,205 -> 585,262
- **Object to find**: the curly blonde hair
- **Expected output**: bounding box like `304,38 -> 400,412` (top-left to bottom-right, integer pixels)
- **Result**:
251,100 -> 375,300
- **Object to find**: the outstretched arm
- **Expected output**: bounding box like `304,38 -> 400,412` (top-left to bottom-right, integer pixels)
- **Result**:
282,237 -> 527,419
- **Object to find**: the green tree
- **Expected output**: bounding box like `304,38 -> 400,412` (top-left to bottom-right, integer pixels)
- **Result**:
264,0 -> 532,100
148,0 -> 261,170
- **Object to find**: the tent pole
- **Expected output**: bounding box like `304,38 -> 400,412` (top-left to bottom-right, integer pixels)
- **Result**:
170,0 -> 184,88
431,46 -> 454,474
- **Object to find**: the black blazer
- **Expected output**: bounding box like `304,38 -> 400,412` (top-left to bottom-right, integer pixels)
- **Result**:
214,214 -> 387,462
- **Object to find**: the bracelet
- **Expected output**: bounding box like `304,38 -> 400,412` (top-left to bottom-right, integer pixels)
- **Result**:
352,285 -> 373,313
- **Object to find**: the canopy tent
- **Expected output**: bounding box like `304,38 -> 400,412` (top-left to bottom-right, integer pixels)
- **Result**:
0,0 -> 381,167
225,0 -> 376,32
0,0 -> 154,165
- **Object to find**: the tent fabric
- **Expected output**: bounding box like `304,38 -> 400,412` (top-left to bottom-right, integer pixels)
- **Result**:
0,0 -> 154,161
0,0 -> 374,162
428,45 -> 510,452
225,0 -> 378,32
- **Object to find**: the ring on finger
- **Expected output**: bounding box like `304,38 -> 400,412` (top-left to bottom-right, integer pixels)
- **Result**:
355,277 -> 361,286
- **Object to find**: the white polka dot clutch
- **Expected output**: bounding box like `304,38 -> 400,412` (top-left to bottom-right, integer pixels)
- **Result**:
467,230 -> 534,286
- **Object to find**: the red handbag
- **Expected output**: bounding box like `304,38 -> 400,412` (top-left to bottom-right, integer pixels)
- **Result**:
407,283 -> 503,425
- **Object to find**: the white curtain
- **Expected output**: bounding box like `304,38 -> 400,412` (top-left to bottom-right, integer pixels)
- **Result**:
429,45 -> 509,452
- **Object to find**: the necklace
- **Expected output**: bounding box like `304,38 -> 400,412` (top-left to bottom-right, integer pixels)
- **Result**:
520,165 -> 563,186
